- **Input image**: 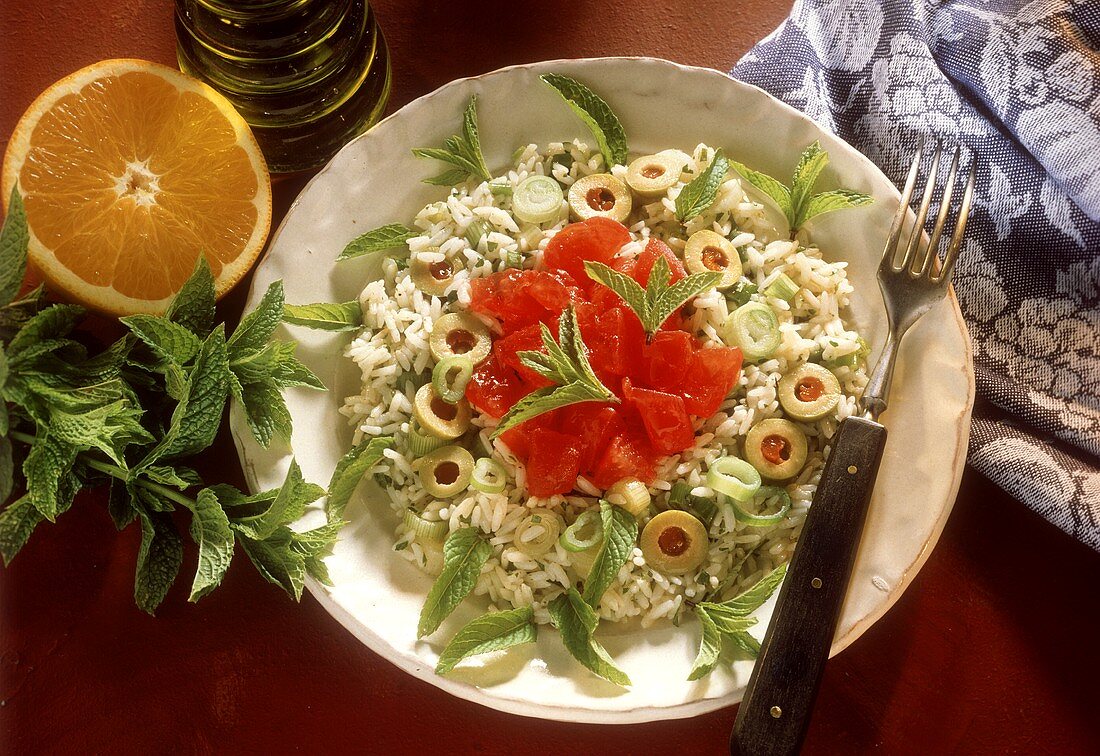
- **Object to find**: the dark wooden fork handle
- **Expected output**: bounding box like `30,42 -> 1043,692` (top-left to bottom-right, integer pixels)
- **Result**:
731,416 -> 888,756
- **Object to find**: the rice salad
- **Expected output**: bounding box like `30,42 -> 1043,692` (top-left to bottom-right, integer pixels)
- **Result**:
334,76 -> 872,683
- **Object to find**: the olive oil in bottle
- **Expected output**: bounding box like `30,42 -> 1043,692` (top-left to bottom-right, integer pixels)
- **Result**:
175,0 -> 392,173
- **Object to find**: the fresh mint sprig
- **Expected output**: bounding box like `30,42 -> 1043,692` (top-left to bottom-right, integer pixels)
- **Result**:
540,73 -> 629,168
548,586 -> 631,687
491,306 -> 618,438
728,141 -> 874,238
337,223 -> 416,261
418,527 -> 492,638
412,96 -> 491,185
282,301 -> 363,332
687,563 -> 787,679
584,255 -> 722,337
435,605 -> 537,675
675,148 -> 730,222
582,500 -> 638,608
0,190 -> 365,614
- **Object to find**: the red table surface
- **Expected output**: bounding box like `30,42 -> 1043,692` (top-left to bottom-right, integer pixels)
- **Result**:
2,2 -> 1099,754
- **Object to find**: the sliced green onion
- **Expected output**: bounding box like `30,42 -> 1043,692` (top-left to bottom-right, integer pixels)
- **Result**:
489,178 -> 513,197
407,422 -> 448,456
471,457 -> 507,494
464,218 -> 491,250
514,509 -> 563,556
720,302 -> 781,362
763,272 -> 799,302
431,355 -> 474,404
512,175 -> 564,224
607,477 -> 650,517
724,281 -> 758,308
730,486 -> 791,527
707,456 -> 762,503
503,250 -> 524,268
403,508 -> 449,541
669,481 -> 692,506
559,510 -> 603,552
824,336 -> 870,371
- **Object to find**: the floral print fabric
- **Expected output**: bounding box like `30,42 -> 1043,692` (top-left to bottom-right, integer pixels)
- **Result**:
733,0 -> 1100,548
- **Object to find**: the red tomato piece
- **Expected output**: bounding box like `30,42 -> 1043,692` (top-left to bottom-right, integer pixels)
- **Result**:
590,432 -> 657,489
500,410 -> 562,459
543,217 -> 631,292
644,330 -> 695,393
494,323 -> 553,388
559,403 -> 627,472
631,237 -> 687,286
465,352 -> 530,419
681,346 -> 744,417
581,306 -> 646,381
623,378 -> 696,455
469,269 -> 580,333
525,428 -> 582,496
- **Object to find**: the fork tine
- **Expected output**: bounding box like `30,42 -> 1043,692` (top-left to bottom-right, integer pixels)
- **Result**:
881,141 -> 923,270
900,141 -> 941,275
936,161 -> 975,285
919,145 -> 960,279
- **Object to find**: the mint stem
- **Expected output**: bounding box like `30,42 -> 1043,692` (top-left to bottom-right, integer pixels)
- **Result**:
8,429 -> 197,511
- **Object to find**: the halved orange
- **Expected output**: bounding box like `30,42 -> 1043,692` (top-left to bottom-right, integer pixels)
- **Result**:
2,59 -> 271,316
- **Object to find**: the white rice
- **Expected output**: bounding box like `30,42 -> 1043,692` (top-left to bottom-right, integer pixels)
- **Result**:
340,141 -> 868,627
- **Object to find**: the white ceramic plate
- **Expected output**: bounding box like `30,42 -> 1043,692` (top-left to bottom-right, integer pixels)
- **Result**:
230,57 -> 974,724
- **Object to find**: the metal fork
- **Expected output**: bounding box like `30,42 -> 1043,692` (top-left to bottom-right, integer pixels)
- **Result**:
730,142 -> 975,756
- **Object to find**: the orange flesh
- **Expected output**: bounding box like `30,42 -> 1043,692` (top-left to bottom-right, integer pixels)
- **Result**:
761,434 -> 791,465
701,246 -> 728,271
586,187 -> 616,211
658,526 -> 690,556
446,329 -> 476,354
795,377 -> 825,402
641,165 -> 664,179
18,71 -> 260,301
430,396 -> 458,421
434,461 -> 460,485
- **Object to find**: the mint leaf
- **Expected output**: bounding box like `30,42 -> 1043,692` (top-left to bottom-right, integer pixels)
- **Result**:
675,149 -> 730,222
337,224 -> 416,261
0,435 -> 12,503
696,604 -> 757,634
797,189 -> 874,228
23,430 -> 78,521
584,261 -> 648,322
228,280 -> 283,356
789,141 -> 829,219
326,436 -> 393,522
423,167 -> 474,187
282,301 -> 362,332
706,563 -> 787,614
547,587 -> 631,686
239,378 -> 292,448
107,479 -> 137,530
582,500 -> 638,608
121,314 -> 203,365
7,305 -> 83,358
650,270 -> 722,331
0,495 -> 41,565
134,508 -> 184,615
688,606 -> 723,681
436,606 -> 537,675
727,630 -> 761,658
238,527 -> 307,599
412,97 -> 491,184
142,464 -> 201,490
48,397 -> 152,467
540,74 -> 628,168
268,342 -> 325,390
585,261 -> 720,335
0,188 -> 29,307
166,256 -> 216,337
461,95 -> 491,182
728,160 -> 794,224
418,527 -> 491,638
188,488 -> 234,602
491,382 -> 610,440
234,459 -> 324,540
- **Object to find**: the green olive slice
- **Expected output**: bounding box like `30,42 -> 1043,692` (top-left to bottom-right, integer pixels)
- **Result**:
685,230 -> 742,289
777,363 -> 841,421
568,173 -> 632,223
640,510 -> 709,575
744,418 -> 809,480
514,509 -> 565,557
410,249 -> 456,296
429,312 -> 491,365
413,383 -> 471,440
625,152 -> 683,196
418,445 -> 475,498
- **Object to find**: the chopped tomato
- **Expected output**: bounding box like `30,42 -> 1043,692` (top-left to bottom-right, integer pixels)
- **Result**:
525,428 -> 582,496
590,431 -> 657,488
559,403 -> 627,471
543,217 -> 631,292
681,346 -> 743,416
468,269 -> 580,333
500,410 -> 561,459
581,306 -> 646,380
644,330 -> 695,393
631,237 -> 687,286
465,352 -> 530,418
494,323 -> 553,388
623,378 -> 696,455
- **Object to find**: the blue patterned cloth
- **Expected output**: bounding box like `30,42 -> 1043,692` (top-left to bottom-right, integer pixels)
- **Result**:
732,0 -> 1100,549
